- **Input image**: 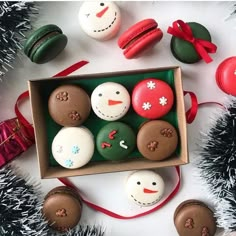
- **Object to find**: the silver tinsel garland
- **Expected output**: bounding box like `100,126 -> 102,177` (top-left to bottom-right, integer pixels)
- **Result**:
0,165 -> 105,236
0,1 -> 38,78
195,98 -> 236,232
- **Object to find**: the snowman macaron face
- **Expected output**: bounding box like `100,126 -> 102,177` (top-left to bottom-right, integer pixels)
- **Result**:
126,170 -> 165,207
91,82 -> 130,121
78,1 -> 121,41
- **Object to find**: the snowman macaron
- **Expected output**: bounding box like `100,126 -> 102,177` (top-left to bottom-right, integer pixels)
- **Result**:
91,82 -> 130,121
78,1 -> 121,41
126,170 -> 165,207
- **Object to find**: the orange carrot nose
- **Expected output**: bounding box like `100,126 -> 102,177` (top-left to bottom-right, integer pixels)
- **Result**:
96,6 -> 108,18
108,100 -> 123,105
143,188 -> 158,194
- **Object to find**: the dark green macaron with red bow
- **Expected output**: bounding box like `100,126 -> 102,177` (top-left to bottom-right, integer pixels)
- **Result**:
24,24 -> 68,64
169,21 -> 216,64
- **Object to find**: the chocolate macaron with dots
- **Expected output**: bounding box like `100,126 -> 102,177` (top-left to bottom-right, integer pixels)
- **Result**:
48,84 -> 91,127
137,120 -> 178,161
96,122 -> 136,161
174,199 -> 217,236
42,186 -> 82,232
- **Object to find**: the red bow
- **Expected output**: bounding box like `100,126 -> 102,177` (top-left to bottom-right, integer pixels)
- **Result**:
167,20 -> 217,63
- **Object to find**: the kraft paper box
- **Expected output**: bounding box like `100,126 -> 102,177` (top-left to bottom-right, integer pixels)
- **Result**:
28,67 -> 188,179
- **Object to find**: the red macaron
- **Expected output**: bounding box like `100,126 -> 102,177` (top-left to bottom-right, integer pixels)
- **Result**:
215,57 -> 236,96
118,18 -> 163,59
132,78 -> 174,119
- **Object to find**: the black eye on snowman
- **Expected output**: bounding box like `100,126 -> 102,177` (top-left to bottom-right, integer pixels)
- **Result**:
137,181 -> 141,185
100,3 -> 105,6
116,91 -> 120,95
152,182 -> 156,185
98,93 -> 102,97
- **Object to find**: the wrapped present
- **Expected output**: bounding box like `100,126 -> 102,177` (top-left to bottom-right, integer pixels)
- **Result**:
0,117 -> 35,168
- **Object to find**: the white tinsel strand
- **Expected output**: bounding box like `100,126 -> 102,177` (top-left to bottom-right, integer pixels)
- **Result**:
194,97 -> 236,232
0,1 -> 38,78
0,165 -> 49,236
49,225 -> 105,236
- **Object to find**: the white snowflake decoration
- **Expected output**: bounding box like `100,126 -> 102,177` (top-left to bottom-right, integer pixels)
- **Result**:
142,102 -> 152,110
159,96 -> 168,106
147,81 -> 156,90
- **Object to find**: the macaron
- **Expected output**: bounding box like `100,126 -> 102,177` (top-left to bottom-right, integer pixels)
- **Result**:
91,82 -> 130,121
52,126 -> 94,169
48,84 -> 91,127
132,78 -> 174,119
96,122 -> 136,161
24,24 -> 68,64
215,56 -> 236,96
78,1 -> 121,41
126,170 -> 165,207
174,199 -> 217,236
170,22 -> 212,64
137,120 -> 178,161
118,18 -> 163,59
42,186 -> 82,232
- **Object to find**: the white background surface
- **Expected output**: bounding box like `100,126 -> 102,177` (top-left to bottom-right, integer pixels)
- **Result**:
0,1 -> 236,235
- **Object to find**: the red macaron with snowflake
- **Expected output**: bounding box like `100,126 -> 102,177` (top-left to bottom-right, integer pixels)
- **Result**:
132,78 -> 174,119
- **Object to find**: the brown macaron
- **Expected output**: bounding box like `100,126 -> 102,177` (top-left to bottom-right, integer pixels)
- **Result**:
42,186 -> 82,232
174,199 -> 217,236
137,120 -> 178,161
48,84 -> 91,127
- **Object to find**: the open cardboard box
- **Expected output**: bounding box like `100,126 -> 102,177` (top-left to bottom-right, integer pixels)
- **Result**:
28,67 -> 188,179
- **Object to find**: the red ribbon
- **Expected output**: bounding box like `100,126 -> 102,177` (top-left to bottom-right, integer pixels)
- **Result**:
167,20 -> 217,63
58,166 -> 181,220
184,90 -> 224,124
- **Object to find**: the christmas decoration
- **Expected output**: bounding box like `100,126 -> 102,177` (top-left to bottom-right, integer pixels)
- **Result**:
194,97 -> 236,232
0,1 -> 38,78
0,117 -> 35,168
0,165 -> 48,235
51,225 -> 105,236
0,165 -> 105,236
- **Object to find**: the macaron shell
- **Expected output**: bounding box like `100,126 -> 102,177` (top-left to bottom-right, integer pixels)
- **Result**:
126,170 -> 165,207
48,84 -> 91,127
215,57 -> 236,95
132,78 -> 174,119
78,1 -> 121,41
118,18 -> 158,49
43,186 -> 82,232
174,200 -> 216,236
170,22 -> 211,64
96,122 -> 136,161
30,34 -> 68,64
91,82 -> 130,121
137,120 -> 178,161
51,127 -> 94,169
123,28 -> 163,59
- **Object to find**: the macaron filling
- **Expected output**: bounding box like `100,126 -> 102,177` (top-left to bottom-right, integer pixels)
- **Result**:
119,22 -> 158,49
28,31 -> 61,57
